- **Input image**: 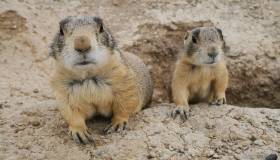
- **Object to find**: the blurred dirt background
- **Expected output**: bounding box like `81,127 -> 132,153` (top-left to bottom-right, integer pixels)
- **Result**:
0,0 -> 279,160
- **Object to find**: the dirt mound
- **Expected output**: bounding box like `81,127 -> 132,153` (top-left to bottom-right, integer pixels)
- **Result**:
0,10 -> 27,40
1,103 -> 280,160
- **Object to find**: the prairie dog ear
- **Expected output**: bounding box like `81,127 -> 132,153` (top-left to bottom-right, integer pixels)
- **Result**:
216,27 -> 224,41
59,16 -> 72,35
191,28 -> 200,44
216,28 -> 229,53
93,16 -> 116,49
93,17 -> 104,33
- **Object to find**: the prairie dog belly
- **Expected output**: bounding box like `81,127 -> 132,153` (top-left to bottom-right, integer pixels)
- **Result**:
188,67 -> 213,103
188,82 -> 211,103
68,77 -> 114,117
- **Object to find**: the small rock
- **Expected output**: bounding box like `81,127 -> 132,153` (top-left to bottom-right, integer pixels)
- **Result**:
33,88 -> 39,93
168,23 -> 178,30
265,154 -> 278,160
31,120 -> 40,127
14,127 -> 25,133
233,154 -> 241,160
239,140 -> 251,147
249,135 -> 257,142
228,150 -> 233,154
206,150 -> 215,157
11,25 -> 17,29
212,153 -> 220,159
253,139 -> 264,146
112,0 -> 122,6
16,102 -> 23,105
215,147 -> 223,154
235,149 -> 242,154
147,151 -> 156,159
275,126 -> 280,133
205,121 -> 215,129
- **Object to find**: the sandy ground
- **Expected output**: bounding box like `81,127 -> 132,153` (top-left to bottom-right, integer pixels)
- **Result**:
0,0 -> 279,160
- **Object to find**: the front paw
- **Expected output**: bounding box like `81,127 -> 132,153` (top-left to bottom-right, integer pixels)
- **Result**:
69,126 -> 94,144
104,121 -> 128,134
210,97 -> 226,105
171,105 -> 190,121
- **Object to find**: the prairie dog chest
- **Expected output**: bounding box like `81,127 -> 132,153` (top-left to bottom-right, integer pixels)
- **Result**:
188,66 -> 214,99
68,76 -> 114,115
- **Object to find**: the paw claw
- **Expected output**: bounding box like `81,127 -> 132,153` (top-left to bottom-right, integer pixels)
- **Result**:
210,97 -> 226,106
69,127 -> 94,144
104,121 -> 128,134
171,106 -> 190,121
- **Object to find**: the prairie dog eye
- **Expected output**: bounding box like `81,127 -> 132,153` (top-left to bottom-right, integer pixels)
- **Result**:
192,35 -> 197,44
60,26 -> 64,35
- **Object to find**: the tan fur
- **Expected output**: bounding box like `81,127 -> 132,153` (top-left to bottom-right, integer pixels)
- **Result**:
171,27 -> 229,120
49,16 -> 153,144
50,51 -> 152,142
172,57 -> 228,105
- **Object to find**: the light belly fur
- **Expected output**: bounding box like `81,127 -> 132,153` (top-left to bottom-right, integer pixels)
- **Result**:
67,78 -> 114,118
187,67 -> 213,103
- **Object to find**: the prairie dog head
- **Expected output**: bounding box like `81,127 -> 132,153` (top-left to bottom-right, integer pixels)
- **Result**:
50,16 -> 116,71
183,27 -> 226,65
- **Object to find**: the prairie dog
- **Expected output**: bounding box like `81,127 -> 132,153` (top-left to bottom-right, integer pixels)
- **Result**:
49,16 -> 153,144
171,27 -> 228,120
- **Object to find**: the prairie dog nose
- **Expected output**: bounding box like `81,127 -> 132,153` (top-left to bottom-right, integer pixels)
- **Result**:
74,35 -> 91,53
208,52 -> 218,59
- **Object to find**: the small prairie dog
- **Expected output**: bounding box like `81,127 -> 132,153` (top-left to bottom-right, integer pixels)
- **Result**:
49,16 -> 153,144
171,27 -> 229,120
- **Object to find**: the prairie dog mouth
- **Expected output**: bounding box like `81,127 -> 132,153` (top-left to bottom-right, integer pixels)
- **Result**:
205,59 -> 217,64
76,61 -> 94,66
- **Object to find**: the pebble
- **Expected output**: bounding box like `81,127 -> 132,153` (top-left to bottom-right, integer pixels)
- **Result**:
212,153 -> 220,159
234,154 -> 241,160
265,154 -> 278,160
16,102 -> 23,105
253,139 -> 264,146
235,149 -> 242,154
147,152 -> 156,159
206,150 -> 215,157
31,120 -> 40,127
11,25 -> 17,29
33,88 -> 39,93
249,135 -> 257,142
205,121 -> 215,129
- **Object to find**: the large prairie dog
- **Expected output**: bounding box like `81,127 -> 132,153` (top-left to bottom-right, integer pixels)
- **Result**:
171,27 -> 229,121
49,16 -> 153,144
